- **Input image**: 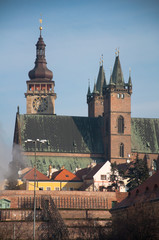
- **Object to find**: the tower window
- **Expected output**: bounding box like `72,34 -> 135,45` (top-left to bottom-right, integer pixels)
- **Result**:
120,143 -> 124,157
118,116 -> 124,133
117,93 -> 120,99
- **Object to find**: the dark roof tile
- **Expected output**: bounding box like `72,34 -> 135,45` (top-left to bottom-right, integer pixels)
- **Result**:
131,118 -> 159,153
19,115 -> 104,154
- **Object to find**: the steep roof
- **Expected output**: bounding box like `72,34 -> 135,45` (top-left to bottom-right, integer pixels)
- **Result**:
111,170 -> 159,211
85,163 -> 104,180
15,114 -> 104,154
96,65 -> 106,95
75,167 -> 92,180
51,168 -> 81,181
22,168 -> 49,181
14,115 -> 159,160
112,55 -> 125,88
131,118 -> 159,153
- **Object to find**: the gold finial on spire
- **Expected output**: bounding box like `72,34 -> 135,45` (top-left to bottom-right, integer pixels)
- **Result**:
99,57 -> 101,66
115,48 -> 120,56
39,15 -> 42,34
101,54 -> 103,65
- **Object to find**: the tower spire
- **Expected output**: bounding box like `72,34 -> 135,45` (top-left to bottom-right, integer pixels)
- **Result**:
128,68 -> 132,94
28,18 -> 53,81
87,79 -> 91,95
96,55 -> 106,95
112,52 -> 124,88
25,21 -> 57,115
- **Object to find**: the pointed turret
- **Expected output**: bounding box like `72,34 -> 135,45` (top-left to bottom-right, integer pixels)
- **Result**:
93,82 -> 99,95
87,56 -> 106,117
87,79 -> 91,96
109,74 -> 114,86
128,68 -> 132,87
87,79 -> 91,103
128,68 -> 132,94
96,64 -> 107,95
112,54 -> 125,88
28,22 -> 53,81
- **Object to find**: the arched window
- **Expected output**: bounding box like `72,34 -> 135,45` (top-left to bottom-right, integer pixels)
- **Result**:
120,143 -> 124,157
118,116 -> 124,133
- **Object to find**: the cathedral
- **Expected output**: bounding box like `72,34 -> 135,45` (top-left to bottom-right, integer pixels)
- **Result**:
13,24 -> 159,174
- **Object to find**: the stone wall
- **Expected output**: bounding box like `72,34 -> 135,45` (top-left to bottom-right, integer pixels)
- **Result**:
111,200 -> 159,240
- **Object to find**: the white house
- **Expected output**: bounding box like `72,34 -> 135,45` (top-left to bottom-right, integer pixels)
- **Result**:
76,161 -> 127,192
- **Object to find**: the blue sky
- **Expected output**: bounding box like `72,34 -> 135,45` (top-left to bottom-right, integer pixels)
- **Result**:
0,0 -> 159,166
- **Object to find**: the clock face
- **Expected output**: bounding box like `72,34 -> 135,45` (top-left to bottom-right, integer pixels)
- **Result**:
33,97 -> 48,112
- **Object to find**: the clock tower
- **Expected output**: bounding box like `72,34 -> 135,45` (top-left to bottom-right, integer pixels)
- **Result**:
25,20 -> 56,114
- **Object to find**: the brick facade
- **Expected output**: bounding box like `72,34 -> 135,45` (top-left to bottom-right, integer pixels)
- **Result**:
88,95 -> 104,118
0,190 -> 127,239
104,88 -> 132,164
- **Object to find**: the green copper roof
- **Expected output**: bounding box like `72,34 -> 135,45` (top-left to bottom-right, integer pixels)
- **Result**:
25,156 -> 105,173
18,114 -> 104,154
131,118 -> 159,153
112,55 -> 125,88
96,65 -> 106,95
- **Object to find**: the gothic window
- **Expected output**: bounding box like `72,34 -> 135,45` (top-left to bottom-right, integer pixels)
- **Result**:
118,116 -> 124,133
120,143 -> 124,157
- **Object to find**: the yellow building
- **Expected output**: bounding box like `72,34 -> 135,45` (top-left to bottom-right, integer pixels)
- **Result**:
18,167 -> 83,191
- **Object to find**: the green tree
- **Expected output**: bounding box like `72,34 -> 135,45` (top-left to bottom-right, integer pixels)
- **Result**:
126,155 -> 149,191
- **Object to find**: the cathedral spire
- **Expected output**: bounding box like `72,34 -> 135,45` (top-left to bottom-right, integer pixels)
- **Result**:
112,52 -> 125,88
128,68 -> 132,87
128,68 -> 132,94
28,18 -> 53,81
93,80 -> 98,95
87,79 -> 91,95
96,55 -> 107,95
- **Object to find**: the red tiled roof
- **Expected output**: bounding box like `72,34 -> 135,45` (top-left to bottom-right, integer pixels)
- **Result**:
52,168 -> 80,181
23,168 -> 49,181
112,170 -> 159,211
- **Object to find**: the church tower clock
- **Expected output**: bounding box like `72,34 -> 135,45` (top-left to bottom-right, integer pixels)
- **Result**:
25,19 -> 56,114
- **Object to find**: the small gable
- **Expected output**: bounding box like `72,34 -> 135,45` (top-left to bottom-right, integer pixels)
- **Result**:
52,168 -> 80,181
